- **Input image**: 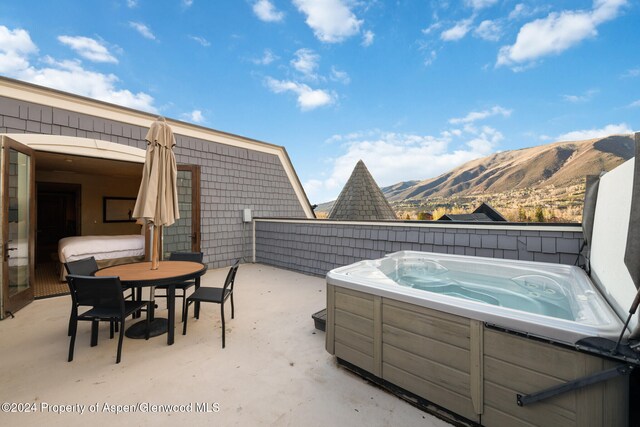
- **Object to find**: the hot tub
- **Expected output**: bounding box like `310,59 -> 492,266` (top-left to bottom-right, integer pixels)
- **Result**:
327,251 -> 623,346
325,252 -> 629,426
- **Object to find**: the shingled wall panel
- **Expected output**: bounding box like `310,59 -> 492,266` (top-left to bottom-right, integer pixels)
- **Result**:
254,220 -> 584,277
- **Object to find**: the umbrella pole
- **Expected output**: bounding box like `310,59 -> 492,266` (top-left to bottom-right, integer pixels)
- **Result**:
151,224 -> 160,270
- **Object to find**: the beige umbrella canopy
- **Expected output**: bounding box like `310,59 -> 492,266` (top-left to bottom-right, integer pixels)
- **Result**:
133,116 -> 180,269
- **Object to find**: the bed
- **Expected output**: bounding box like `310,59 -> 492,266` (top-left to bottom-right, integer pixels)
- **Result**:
58,235 -> 145,280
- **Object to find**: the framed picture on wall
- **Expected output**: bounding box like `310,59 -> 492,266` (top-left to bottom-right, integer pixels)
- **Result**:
103,197 -> 136,223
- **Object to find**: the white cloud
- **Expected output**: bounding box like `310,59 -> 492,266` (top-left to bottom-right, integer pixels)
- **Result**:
129,22 -> 156,40
449,106 -> 512,124
509,4 -> 527,20
474,20 -> 501,41
0,26 -> 38,74
189,35 -> 210,47
0,25 -> 156,113
423,50 -> 437,67
183,0 -> 193,7
441,18 -> 474,41
291,48 -> 320,80
467,125 -> 504,151
252,0 -> 285,23
621,67 -> 640,78
466,0 -> 499,10
183,109 -> 205,123
362,30 -> 374,47
556,123 -> 633,141
304,129 -> 498,203
27,57 -> 157,112
497,0 -> 628,68
562,89 -> 598,103
58,35 -> 118,63
422,22 -> 442,35
508,3 -> 548,20
293,0 -> 362,43
126,0 -> 138,8
629,100 -> 640,108
330,66 -> 350,84
252,49 -> 277,65
264,77 -> 335,111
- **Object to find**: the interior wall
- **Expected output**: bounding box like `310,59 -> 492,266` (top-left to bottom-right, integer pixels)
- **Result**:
36,170 -> 141,235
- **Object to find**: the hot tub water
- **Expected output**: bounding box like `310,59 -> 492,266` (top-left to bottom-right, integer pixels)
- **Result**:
387,262 -> 574,320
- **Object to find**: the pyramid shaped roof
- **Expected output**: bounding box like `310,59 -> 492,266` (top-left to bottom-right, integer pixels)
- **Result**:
328,160 -> 397,221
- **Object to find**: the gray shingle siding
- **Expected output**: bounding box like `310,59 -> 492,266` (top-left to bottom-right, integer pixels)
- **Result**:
1,95 -> 307,269
255,220 -> 584,277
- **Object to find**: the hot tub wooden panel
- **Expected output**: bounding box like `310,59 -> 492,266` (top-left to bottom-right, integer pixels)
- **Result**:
383,300 -> 470,349
382,298 -> 478,421
382,324 -> 469,371
326,283 -> 629,426
482,329 -> 627,427
332,287 -> 377,374
383,362 -> 478,422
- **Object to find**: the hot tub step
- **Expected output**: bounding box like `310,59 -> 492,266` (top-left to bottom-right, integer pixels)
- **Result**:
312,308 -> 326,331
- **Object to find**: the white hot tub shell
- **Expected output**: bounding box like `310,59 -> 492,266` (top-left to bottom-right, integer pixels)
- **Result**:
327,251 -> 623,346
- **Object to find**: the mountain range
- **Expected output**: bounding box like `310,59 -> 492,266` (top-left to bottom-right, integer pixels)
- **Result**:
316,134 -> 635,218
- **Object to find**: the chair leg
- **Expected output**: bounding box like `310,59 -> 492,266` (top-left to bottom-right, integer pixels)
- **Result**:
231,294 -> 235,319
181,294 -> 187,322
109,320 -> 115,339
221,303 -> 225,349
146,302 -> 151,340
90,320 -> 99,347
134,288 -> 143,318
68,320 -> 77,362
68,311 -> 76,336
182,301 -> 190,335
116,319 -> 124,364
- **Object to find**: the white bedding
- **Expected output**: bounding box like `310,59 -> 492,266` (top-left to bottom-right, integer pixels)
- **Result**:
58,235 -> 145,263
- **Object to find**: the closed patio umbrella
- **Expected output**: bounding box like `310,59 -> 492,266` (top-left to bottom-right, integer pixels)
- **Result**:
133,116 -> 180,269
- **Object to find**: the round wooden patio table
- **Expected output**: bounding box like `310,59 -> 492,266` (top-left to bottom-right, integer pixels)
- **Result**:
95,261 -> 207,345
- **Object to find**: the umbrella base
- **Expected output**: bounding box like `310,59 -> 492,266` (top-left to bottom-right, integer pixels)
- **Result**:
125,318 -> 168,339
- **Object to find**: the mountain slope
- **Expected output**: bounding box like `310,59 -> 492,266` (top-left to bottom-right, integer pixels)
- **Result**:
382,135 -> 634,202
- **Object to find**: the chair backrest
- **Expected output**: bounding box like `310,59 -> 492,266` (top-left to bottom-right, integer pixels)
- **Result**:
169,251 -> 204,263
223,260 -> 240,294
66,275 -> 125,313
64,256 -> 99,276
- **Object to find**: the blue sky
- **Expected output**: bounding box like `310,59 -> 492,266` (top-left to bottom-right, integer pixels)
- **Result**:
0,1 -> 638,204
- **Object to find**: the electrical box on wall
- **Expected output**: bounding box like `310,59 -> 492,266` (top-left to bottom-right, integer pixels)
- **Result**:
242,208 -> 252,223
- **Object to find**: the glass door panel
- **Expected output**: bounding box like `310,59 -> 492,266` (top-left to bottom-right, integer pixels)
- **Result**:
163,165 -> 200,257
2,137 -> 35,318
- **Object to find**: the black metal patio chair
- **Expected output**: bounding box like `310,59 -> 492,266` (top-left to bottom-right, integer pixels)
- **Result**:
182,260 -> 239,348
66,274 -> 151,364
152,251 -> 204,320
64,256 -> 135,334
64,256 -> 134,300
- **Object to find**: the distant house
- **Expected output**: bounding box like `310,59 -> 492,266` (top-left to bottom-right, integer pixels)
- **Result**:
417,211 -> 433,221
328,160 -> 397,221
438,202 -> 507,222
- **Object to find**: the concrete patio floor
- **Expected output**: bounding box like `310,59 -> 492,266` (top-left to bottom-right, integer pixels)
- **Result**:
0,263 -> 451,427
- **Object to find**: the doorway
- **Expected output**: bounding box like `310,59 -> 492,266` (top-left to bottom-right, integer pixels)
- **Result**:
36,183 -> 80,264
163,165 -> 201,256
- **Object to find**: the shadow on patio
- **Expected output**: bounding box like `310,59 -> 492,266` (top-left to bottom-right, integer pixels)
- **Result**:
0,263 -> 449,426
